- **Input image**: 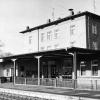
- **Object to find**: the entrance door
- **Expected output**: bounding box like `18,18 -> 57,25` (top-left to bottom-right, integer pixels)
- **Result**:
42,60 -> 58,78
51,65 -> 57,78
63,58 -> 72,79
42,63 -> 48,78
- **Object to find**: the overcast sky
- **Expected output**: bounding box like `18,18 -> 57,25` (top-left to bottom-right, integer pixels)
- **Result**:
0,0 -> 100,54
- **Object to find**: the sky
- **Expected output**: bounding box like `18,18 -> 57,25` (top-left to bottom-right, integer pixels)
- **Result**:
0,0 -> 100,54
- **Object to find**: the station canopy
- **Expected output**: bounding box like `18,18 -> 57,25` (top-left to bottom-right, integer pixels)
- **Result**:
1,47 -> 100,60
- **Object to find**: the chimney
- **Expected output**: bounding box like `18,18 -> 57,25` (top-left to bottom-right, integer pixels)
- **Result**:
47,19 -> 51,23
26,26 -> 29,30
68,9 -> 74,16
77,11 -> 81,14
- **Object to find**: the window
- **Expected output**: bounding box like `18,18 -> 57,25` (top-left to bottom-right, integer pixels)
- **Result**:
54,29 -> 59,39
40,46 -> 45,51
6,69 -> 9,76
47,31 -> 52,40
29,36 -> 32,44
92,24 -> 97,35
70,25 -> 75,35
80,61 -> 86,76
41,33 -> 45,42
91,60 -> 98,76
54,44 -> 59,49
63,59 -> 72,79
92,41 -> 98,50
92,66 -> 98,76
29,49 -> 33,52
20,66 -> 24,71
70,41 -> 75,47
47,46 -> 51,50
70,25 -> 76,47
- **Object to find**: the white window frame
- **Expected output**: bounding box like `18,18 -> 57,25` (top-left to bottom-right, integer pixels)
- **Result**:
40,46 -> 45,51
41,33 -> 45,42
70,25 -> 75,35
91,59 -> 98,76
47,46 -> 51,50
54,44 -> 59,49
80,61 -> 86,76
6,69 -> 10,77
54,28 -> 59,39
47,31 -> 52,41
29,36 -> 32,44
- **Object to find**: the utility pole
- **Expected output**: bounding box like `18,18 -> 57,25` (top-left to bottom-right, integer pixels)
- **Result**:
52,8 -> 55,21
93,0 -> 96,13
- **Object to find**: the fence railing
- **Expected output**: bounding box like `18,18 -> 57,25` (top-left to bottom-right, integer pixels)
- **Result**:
15,77 -> 38,85
15,77 -> 100,90
40,78 -> 55,86
77,78 -> 100,90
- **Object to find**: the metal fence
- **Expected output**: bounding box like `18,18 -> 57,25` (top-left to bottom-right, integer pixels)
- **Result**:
77,79 -> 100,90
15,77 -> 100,90
40,78 -> 55,86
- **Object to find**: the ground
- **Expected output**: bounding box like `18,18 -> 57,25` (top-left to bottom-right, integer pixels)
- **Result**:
0,83 -> 100,100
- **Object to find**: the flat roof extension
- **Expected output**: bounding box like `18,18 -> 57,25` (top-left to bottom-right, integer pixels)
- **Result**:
1,47 -> 100,60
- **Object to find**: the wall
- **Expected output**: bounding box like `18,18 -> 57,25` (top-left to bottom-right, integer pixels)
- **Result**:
77,55 -> 100,80
39,16 -> 86,52
24,30 -> 38,53
24,15 -> 86,53
87,15 -> 100,50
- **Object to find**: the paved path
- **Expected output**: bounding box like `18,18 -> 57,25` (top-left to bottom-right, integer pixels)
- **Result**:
0,83 -> 100,100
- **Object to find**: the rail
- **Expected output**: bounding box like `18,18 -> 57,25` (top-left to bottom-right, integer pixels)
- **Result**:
15,77 -> 100,90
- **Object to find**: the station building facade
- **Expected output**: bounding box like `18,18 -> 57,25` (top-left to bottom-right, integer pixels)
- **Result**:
1,11 -> 100,89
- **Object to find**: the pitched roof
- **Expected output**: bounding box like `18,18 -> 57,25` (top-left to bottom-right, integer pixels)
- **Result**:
20,11 -> 100,34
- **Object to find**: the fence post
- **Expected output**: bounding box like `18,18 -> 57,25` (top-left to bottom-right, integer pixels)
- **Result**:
55,78 -> 57,87
95,80 -> 97,90
25,78 -> 26,85
91,80 -> 93,90
73,79 -> 77,89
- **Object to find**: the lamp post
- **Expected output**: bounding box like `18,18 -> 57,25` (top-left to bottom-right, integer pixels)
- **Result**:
12,59 -> 16,85
35,56 -> 41,85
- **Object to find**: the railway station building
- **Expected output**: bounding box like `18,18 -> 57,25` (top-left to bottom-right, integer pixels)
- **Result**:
1,11 -> 100,89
